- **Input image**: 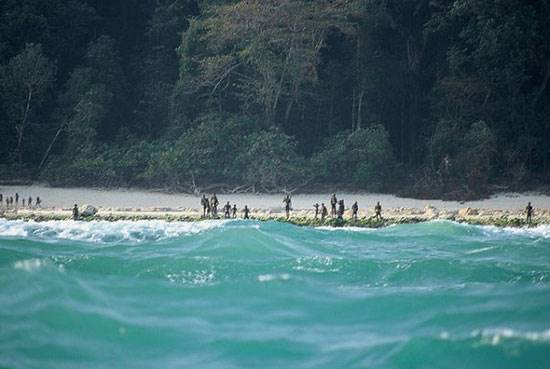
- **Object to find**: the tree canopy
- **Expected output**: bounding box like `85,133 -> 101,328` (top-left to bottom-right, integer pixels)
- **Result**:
1,0 -> 549,198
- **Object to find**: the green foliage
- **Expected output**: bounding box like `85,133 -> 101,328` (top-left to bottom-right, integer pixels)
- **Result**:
143,115 -> 255,187
461,121 -> 497,192
1,0 -> 549,197
313,125 -> 395,191
238,129 -> 307,190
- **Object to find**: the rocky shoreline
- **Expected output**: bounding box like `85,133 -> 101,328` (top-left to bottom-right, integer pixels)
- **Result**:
1,206 -> 547,228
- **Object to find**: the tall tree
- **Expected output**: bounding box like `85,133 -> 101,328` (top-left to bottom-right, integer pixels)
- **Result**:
0,43 -> 55,164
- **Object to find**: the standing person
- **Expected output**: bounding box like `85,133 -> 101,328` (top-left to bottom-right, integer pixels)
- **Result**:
232,204 -> 238,218
283,194 -> 292,219
330,193 -> 337,217
313,203 -> 320,219
351,201 -> 359,221
201,195 -> 208,217
321,203 -> 328,221
36,197 -> 41,208
337,200 -> 345,220
22,198 -> 26,207
0,194 -> 3,207
374,201 -> 382,220
72,204 -> 79,220
205,198 -> 211,218
243,205 -> 250,219
9,196 -> 14,209
15,193 -> 19,205
28,196 -> 32,208
211,194 -> 219,217
526,202 -> 534,225
224,201 -> 231,219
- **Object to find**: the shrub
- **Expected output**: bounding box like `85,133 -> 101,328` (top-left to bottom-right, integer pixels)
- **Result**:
237,128 -> 308,190
312,125 -> 395,191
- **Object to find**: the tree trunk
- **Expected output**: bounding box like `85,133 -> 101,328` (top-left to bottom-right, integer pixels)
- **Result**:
532,62 -> 550,109
351,89 -> 356,131
357,90 -> 364,130
39,123 -> 66,170
328,96 -> 334,136
400,95 -> 406,163
15,88 -> 33,164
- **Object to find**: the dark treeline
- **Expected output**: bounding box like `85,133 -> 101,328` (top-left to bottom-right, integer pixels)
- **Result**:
1,0 -> 549,198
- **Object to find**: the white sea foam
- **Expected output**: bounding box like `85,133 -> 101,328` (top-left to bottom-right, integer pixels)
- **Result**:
473,328 -> 550,345
465,246 -> 498,254
257,273 -> 291,282
315,226 -> 378,232
0,218 -> 228,243
165,270 -> 216,285
293,256 -> 341,273
477,224 -> 550,239
427,220 -> 550,239
13,258 -> 44,271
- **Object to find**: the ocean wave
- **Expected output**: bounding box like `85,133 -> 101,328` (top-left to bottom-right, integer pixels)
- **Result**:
0,218 -> 229,244
478,224 -> 550,239
402,220 -> 550,240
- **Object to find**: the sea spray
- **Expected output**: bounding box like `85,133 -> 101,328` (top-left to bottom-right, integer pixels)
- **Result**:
1,219 -> 549,369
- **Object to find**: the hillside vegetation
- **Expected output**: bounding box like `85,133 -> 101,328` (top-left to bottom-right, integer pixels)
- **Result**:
1,0 -> 549,198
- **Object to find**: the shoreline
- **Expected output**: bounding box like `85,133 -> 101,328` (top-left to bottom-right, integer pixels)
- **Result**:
2,185 -> 550,210
1,185 -> 548,228
1,207 -> 547,228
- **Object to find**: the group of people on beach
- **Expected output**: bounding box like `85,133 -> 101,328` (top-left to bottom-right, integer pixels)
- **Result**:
199,193 -> 383,222
1,190 -> 536,225
198,193 -> 536,224
0,193 -> 41,210
200,194 -> 251,219
311,193 -> 383,222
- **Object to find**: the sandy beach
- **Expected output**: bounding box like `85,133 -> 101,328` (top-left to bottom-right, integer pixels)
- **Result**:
1,184 -> 549,211
1,185 -> 549,226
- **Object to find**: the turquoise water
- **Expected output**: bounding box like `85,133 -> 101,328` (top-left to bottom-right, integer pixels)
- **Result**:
1,219 -> 549,369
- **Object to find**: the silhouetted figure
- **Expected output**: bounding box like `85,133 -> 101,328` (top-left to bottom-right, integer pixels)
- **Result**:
28,196 -> 32,208
201,195 -> 208,217
313,203 -> 319,219
330,193 -> 337,217
337,200 -> 345,220
22,199 -> 26,207
72,204 -> 79,220
15,193 -> 19,205
9,197 -> 13,209
526,202 -> 533,225
352,201 -> 359,221
232,204 -> 237,218
374,201 -> 382,220
243,205 -> 250,219
36,197 -> 41,208
321,203 -> 328,221
211,194 -> 219,217
0,194 -> 3,207
283,194 -> 292,219
205,198 -> 211,217
224,201 -> 231,219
